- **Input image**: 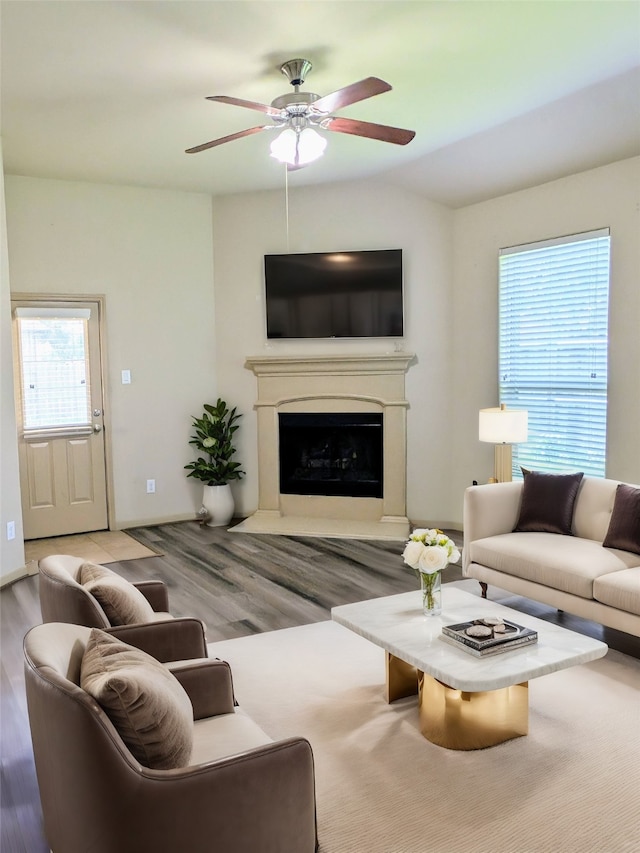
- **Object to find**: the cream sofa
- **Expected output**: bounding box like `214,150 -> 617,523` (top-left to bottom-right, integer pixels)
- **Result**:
463,476 -> 640,638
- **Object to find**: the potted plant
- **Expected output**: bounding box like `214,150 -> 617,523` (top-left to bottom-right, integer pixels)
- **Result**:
184,399 -> 245,527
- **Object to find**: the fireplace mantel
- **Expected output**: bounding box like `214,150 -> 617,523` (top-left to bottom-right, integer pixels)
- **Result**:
245,352 -> 415,377
233,352 -> 415,540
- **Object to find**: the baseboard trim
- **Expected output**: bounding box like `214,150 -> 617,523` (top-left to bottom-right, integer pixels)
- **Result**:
410,521 -> 463,533
0,560 -> 38,589
117,512 -> 197,530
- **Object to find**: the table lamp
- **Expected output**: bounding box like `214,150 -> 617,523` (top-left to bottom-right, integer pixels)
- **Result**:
479,404 -> 528,483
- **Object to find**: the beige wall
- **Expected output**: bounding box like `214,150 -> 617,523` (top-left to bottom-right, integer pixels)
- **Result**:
211,179 -> 455,524
212,161 -> 640,529
2,157 -> 638,580
4,176 -> 217,544
0,142 -> 26,582
451,156 -> 640,507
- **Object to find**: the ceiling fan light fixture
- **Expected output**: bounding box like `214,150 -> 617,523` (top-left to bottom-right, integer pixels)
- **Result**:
270,127 -> 326,167
297,128 -> 327,165
188,60 -> 415,158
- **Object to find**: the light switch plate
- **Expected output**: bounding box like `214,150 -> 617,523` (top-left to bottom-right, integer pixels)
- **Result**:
121,369 -> 131,384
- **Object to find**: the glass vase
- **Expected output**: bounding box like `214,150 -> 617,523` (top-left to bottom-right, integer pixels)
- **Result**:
419,570 -> 442,616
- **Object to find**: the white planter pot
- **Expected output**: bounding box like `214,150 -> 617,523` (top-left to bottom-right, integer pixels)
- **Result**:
202,484 -> 235,528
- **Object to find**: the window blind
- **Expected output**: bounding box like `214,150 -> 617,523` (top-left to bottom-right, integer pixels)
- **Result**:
16,311 -> 92,432
499,228 -> 610,478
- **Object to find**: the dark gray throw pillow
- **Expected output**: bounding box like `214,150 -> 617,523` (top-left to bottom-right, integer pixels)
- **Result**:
514,470 -> 584,535
602,484 -> 640,555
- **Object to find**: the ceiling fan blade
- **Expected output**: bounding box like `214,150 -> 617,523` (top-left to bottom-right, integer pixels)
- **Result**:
324,116 -> 415,146
206,95 -> 280,116
311,77 -> 391,115
185,125 -> 267,154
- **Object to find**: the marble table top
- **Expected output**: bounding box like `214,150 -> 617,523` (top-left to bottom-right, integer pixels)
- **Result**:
331,586 -> 608,692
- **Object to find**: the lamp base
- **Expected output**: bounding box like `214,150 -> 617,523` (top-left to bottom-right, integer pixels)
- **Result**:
494,444 -> 513,483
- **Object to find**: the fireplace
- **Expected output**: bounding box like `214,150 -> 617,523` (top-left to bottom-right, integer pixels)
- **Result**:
237,352 -> 414,540
279,413 -> 383,498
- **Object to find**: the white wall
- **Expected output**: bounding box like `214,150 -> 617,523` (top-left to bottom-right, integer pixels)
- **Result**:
451,157 -> 640,508
4,176 -> 217,533
0,142 -> 26,583
212,178 -> 456,525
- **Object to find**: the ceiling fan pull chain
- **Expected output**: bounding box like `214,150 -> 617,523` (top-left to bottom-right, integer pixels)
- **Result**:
285,164 -> 290,254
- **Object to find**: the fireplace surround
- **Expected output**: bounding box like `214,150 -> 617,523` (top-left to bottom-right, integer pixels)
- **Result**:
234,353 -> 414,539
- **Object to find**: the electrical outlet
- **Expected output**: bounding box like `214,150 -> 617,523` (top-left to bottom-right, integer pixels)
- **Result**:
7,521 -> 16,540
146,479 -> 156,494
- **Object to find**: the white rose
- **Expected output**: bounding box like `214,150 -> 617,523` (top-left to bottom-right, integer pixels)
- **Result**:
402,540 -> 424,569
418,545 -> 449,573
410,528 -> 429,542
448,546 -> 461,563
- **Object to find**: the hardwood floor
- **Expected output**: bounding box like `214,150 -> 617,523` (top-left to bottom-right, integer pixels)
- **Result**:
121,521 -> 454,639
2,520 -> 638,852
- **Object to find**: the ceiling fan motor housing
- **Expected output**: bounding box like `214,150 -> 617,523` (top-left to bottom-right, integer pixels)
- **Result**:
270,91 -> 321,113
279,58 -> 313,87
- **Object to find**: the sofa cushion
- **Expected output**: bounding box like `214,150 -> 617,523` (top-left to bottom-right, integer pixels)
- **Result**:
514,470 -> 584,535
190,707 -> 272,765
469,532 -> 640,599
593,568 -> 640,616
81,628 -> 193,769
602,484 -> 640,555
572,477 -> 620,542
80,562 -> 156,625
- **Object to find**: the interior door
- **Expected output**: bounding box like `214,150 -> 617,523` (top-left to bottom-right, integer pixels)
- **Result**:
12,297 -> 109,539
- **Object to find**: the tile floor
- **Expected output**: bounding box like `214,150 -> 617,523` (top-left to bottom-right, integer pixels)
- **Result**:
23,530 -> 159,570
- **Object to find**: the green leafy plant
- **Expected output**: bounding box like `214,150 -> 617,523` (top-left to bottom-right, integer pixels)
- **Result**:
184,399 -> 245,486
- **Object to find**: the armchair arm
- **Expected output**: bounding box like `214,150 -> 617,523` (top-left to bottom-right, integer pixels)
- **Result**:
169,659 -> 235,718
135,737 -> 318,853
133,580 -> 169,612
107,617 -> 208,663
463,482 -> 523,574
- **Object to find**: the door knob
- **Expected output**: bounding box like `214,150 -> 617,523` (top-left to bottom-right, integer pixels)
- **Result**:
93,423 -> 103,433
93,408 -> 103,417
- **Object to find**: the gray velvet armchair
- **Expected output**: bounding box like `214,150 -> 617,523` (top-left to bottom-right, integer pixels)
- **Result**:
24,622 -> 318,853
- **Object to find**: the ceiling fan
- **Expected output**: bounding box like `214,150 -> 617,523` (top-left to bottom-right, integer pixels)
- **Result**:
186,58 -> 416,169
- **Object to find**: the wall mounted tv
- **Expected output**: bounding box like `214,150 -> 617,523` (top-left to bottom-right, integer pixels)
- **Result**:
264,249 -> 404,339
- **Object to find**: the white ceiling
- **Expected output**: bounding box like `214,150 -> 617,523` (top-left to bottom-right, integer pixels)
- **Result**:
2,1 -> 639,208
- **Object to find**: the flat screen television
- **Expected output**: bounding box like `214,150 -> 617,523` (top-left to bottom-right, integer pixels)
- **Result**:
264,249 -> 403,339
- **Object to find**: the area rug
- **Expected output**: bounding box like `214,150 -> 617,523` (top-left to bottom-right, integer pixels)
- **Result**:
208,618 -> 640,853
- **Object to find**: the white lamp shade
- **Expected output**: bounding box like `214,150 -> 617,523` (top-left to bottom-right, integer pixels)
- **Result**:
269,128 -> 297,163
297,128 -> 327,164
270,127 -> 326,166
479,407 -> 528,444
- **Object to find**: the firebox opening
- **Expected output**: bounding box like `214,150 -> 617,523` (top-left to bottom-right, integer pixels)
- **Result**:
279,413 -> 383,499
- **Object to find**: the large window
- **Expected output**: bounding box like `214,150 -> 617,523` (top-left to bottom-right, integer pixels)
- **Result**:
499,229 -> 610,478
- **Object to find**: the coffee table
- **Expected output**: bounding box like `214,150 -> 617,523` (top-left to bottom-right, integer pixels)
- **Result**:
331,586 -> 607,750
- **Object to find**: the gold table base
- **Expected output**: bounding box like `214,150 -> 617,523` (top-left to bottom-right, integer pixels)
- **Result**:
386,652 -> 529,750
